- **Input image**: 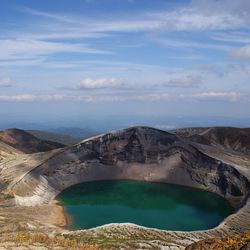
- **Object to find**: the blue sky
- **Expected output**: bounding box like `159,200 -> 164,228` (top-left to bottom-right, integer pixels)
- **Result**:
1,0 -> 250,126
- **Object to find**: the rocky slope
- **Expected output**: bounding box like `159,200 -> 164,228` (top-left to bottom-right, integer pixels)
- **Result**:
0,126 -> 250,249
0,128 -> 64,154
0,140 -> 22,163
11,126 -> 249,208
172,127 -> 250,153
185,230 -> 250,250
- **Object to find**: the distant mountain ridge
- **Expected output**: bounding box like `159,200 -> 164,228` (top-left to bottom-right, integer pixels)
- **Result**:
52,127 -> 99,139
28,130 -> 81,145
171,127 -> 250,153
0,128 -> 64,154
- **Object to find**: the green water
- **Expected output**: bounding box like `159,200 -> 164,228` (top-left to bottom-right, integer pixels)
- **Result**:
57,180 -> 233,231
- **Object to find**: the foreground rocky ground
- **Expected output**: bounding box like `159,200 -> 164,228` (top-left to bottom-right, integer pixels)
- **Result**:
0,127 -> 249,249
186,230 -> 250,249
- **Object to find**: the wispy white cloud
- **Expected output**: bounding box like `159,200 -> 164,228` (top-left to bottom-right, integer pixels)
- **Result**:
76,78 -> 125,90
0,38 -> 112,61
0,91 -> 245,103
75,93 -> 171,102
20,1 -> 250,35
19,7 -> 74,23
0,78 -> 12,88
0,1 -> 248,119
230,44 -> 250,60
13,0 -> 250,51
150,12 -> 243,33
0,94 -> 65,102
211,32 -> 250,44
165,74 -> 202,88
184,91 -> 242,102
2,0 -> 250,66
158,38 -> 232,51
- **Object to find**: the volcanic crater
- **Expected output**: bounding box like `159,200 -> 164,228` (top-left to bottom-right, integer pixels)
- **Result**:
0,126 -> 250,249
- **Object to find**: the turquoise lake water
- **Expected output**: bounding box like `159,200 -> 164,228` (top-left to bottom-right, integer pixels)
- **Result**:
57,180 -> 233,231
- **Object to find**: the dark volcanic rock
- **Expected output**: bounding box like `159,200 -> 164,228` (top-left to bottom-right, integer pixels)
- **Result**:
11,126 -> 250,208
172,127 -> 250,153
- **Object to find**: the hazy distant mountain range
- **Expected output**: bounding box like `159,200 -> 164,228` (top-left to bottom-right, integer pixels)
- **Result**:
0,115 -> 250,133
27,130 -> 81,145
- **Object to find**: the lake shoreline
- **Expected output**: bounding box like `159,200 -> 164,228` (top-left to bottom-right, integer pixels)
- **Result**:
49,200 -> 68,228
56,180 -> 234,231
